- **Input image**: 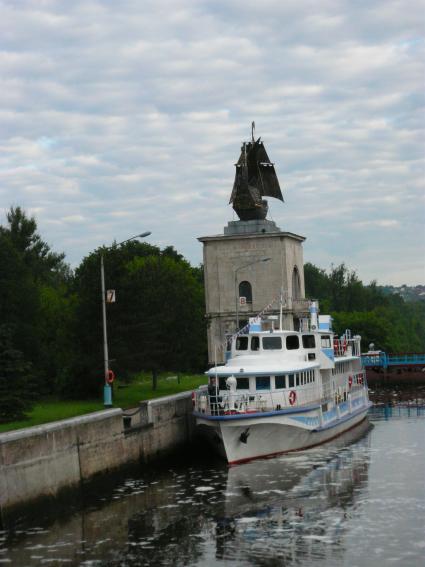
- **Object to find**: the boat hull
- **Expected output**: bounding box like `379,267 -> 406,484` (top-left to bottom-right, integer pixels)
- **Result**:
196,405 -> 370,464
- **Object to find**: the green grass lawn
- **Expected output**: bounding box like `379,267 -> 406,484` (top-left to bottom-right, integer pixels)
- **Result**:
0,372 -> 207,433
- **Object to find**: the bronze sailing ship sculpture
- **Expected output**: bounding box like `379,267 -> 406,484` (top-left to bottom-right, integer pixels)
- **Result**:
229,123 -> 284,221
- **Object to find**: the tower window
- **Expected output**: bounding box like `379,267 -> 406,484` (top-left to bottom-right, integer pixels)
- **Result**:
239,281 -> 252,304
292,267 -> 301,299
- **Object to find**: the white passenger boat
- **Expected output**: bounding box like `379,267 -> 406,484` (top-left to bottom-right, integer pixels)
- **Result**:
193,302 -> 371,464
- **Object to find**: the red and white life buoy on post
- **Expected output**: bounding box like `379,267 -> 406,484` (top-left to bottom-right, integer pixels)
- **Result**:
348,375 -> 353,388
106,369 -> 115,384
289,390 -> 297,406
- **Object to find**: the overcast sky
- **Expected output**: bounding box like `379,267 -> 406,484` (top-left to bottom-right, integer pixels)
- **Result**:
1,0 -> 424,285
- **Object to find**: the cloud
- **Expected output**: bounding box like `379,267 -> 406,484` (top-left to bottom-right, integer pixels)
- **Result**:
0,0 -> 424,284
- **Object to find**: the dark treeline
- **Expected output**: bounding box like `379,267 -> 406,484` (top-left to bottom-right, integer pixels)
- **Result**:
304,263 -> 425,353
0,208 -> 206,421
1,208 -> 424,422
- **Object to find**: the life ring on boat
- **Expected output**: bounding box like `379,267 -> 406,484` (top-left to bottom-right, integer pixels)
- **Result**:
289,390 -> 297,406
348,375 -> 353,388
106,369 -> 115,384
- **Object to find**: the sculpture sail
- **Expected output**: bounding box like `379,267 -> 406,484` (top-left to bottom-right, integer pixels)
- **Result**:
229,132 -> 283,221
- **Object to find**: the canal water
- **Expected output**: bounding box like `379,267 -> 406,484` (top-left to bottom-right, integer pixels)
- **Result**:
1,406 -> 424,566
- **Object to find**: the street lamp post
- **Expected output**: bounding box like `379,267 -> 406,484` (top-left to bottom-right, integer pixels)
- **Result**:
234,257 -> 271,330
101,231 -> 151,407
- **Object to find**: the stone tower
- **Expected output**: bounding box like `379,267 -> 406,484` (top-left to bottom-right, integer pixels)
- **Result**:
199,221 -> 308,363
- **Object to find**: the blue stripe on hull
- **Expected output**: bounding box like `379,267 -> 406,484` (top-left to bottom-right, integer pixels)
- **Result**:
313,402 -> 373,432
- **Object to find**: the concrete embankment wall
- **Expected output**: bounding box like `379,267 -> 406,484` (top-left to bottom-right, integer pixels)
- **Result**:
0,391 -> 195,518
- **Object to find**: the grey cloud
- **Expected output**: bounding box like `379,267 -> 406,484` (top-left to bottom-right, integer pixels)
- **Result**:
0,0 -> 423,284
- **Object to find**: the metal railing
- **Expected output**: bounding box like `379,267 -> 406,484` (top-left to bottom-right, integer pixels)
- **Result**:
193,386 -> 321,416
361,352 -> 425,368
333,337 -> 361,358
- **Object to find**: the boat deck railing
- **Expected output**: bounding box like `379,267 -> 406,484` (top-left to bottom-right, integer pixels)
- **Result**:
333,337 -> 362,358
194,387 -> 321,416
194,388 -> 334,415
194,373 -> 367,417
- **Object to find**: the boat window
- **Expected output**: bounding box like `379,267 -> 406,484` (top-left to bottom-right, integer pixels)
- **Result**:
256,376 -> 270,390
288,374 -> 295,388
302,335 -> 316,349
237,377 -> 250,390
236,336 -> 249,350
262,336 -> 282,350
219,377 -> 227,390
321,335 -> 331,348
251,336 -> 260,351
286,335 -> 300,350
275,375 -> 286,389
296,373 -> 300,386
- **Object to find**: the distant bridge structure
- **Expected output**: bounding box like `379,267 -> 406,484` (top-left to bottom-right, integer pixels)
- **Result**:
361,352 -> 425,370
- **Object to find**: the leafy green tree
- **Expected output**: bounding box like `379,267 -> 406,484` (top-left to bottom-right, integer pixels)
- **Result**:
122,254 -> 206,374
304,263 -> 331,312
0,207 -> 73,398
0,325 -> 34,422
71,241 -> 207,397
0,229 -> 39,363
305,262 -> 425,352
37,283 -> 78,395
3,206 -> 69,284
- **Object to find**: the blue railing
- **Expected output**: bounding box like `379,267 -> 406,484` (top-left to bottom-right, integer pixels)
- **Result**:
361,352 -> 425,369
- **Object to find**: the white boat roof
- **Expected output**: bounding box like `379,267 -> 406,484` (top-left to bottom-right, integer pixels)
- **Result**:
207,358 -> 319,377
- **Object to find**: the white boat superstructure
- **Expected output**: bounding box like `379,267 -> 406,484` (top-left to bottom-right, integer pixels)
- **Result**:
193,304 -> 371,464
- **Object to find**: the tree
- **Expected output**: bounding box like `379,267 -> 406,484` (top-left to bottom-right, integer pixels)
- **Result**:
0,325 -> 34,422
0,207 -> 73,398
0,229 -> 39,364
304,262 -> 425,353
3,206 -> 69,283
71,242 -> 207,397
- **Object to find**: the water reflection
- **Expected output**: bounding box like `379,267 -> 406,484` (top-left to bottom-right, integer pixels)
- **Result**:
1,412 -> 424,566
214,420 -> 371,566
370,404 -> 425,421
